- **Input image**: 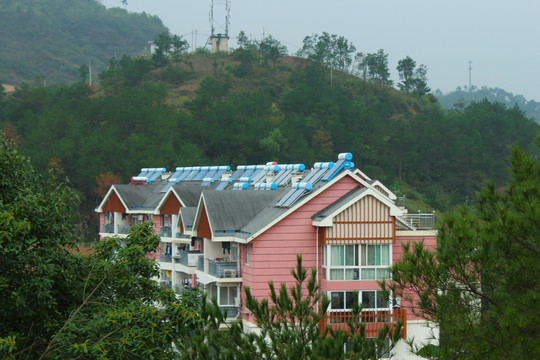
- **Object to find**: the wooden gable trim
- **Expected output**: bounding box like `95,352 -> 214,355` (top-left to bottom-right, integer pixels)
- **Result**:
161,194 -> 181,215
197,205 -> 212,240
103,191 -> 126,213
324,195 -> 395,245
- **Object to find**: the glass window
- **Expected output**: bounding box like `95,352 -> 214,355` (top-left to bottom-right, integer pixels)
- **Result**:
330,245 -> 344,266
328,244 -> 390,281
330,269 -> 344,280
329,291 -> 390,311
345,291 -> 355,309
345,245 -> 357,266
245,244 -> 249,265
361,291 -> 376,309
331,292 -> 344,309
376,291 -> 390,308
218,286 -> 238,306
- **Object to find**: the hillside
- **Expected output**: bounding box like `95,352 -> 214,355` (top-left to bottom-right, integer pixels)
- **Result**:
435,86 -> 540,123
0,0 -> 166,85
1,43 -> 539,240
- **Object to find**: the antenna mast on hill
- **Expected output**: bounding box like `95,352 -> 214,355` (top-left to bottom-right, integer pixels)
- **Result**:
468,61 -> 473,101
209,0 -> 230,53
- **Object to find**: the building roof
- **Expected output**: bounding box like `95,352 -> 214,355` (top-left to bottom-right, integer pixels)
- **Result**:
97,153 -> 402,237
203,189 -> 287,236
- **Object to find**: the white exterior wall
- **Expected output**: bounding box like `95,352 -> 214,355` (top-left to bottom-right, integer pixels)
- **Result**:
391,320 -> 439,360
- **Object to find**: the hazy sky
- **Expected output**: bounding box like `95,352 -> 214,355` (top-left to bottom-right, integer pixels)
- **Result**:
100,0 -> 540,100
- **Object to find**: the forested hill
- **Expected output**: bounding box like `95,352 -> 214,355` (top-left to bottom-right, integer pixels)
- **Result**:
0,0 -> 166,85
1,33 -> 539,240
435,86 -> 540,124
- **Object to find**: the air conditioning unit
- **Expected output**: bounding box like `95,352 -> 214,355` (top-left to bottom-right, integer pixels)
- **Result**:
223,269 -> 237,278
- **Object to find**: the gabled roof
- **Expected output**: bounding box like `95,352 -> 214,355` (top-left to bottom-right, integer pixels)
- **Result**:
95,186 -> 129,213
179,207 -> 197,231
241,169 -> 372,242
195,189 -> 287,237
96,179 -> 169,213
172,184 -> 209,207
311,186 -> 402,227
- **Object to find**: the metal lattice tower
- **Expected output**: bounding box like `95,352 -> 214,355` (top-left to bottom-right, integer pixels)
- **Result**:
209,0 -> 230,52
209,0 -> 230,37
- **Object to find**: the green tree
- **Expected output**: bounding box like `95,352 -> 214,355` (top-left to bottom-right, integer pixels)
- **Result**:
232,30 -> 258,80
362,49 -> 392,86
385,136 -> 540,359
184,255 -> 403,359
258,35 -> 287,78
297,32 -> 356,73
0,133 -> 199,358
396,56 -> 416,93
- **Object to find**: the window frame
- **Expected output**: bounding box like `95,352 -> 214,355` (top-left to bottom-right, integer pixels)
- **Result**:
328,290 -> 391,312
325,244 -> 391,281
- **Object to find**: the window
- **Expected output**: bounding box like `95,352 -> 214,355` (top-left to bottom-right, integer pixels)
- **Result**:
218,286 -> 238,306
161,214 -> 170,227
326,245 -> 391,281
245,244 -> 250,265
231,243 -> 239,262
328,290 -> 390,311
131,214 -> 144,225
329,245 -> 359,280
360,245 -> 390,280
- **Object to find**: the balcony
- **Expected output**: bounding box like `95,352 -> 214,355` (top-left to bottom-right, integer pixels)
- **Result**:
101,223 -> 114,233
176,250 -> 203,267
320,307 -> 407,338
160,254 -> 172,263
399,213 -> 436,230
220,306 -> 239,318
197,256 -> 204,271
160,226 -> 172,238
160,281 -> 172,289
208,259 -> 239,278
117,224 -> 131,234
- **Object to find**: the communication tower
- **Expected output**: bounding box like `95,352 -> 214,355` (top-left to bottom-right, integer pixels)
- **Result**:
209,0 -> 230,53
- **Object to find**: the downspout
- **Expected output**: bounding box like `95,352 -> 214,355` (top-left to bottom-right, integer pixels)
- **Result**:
316,227 -> 319,313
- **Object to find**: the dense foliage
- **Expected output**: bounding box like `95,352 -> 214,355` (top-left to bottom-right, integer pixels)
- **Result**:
385,137 -> 540,359
0,134 -> 206,358
435,85 -> 540,124
1,36 -> 539,239
0,0 -> 166,84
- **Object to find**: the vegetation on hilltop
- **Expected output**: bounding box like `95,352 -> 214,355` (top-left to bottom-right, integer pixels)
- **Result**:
0,0 -> 166,85
1,30 -> 539,240
435,86 -> 540,123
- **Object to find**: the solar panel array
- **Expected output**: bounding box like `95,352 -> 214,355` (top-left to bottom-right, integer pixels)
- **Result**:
139,153 -> 353,207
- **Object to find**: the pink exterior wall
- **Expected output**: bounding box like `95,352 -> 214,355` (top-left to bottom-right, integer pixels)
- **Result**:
146,214 -> 162,260
394,232 -> 437,321
240,175 -> 360,321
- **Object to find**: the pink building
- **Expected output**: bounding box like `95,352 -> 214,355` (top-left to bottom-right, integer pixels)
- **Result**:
96,154 -> 437,356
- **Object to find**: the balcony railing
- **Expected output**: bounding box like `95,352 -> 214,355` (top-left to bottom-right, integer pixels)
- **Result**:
197,256 -> 204,271
320,307 -> 407,339
160,226 -> 172,237
399,213 -> 436,230
208,259 -> 239,278
117,224 -> 131,234
177,250 -> 203,267
220,306 -> 239,318
160,281 -> 172,289
101,223 -> 114,233
160,254 -> 172,263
